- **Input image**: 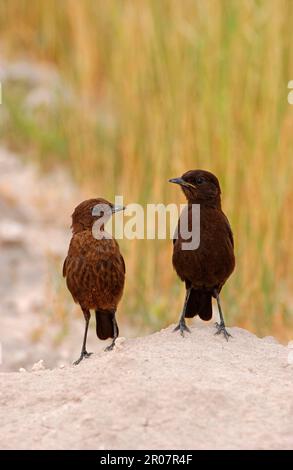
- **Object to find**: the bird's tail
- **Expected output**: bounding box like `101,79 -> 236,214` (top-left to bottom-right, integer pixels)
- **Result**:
95,310 -> 117,340
184,289 -> 213,321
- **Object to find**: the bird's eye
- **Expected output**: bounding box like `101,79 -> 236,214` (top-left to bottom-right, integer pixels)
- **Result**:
195,177 -> 204,185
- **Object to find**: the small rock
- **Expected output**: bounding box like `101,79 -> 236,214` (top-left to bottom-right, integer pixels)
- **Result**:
115,337 -> 126,350
59,364 -> 65,369
32,359 -> 45,371
19,367 -> 26,373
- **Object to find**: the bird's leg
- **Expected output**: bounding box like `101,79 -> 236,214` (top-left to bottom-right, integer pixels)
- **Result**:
173,289 -> 191,337
73,309 -> 93,365
105,314 -> 119,352
213,289 -> 232,341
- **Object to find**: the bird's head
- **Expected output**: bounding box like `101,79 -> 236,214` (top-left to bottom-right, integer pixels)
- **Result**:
71,198 -> 125,234
169,170 -> 221,207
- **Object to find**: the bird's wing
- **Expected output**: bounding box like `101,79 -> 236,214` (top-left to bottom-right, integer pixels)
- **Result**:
62,257 -> 67,277
172,222 -> 179,245
222,213 -> 234,248
64,231 -> 125,309
120,254 -> 126,274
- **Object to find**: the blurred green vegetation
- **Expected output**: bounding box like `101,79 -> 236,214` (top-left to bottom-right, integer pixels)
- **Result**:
0,0 -> 293,339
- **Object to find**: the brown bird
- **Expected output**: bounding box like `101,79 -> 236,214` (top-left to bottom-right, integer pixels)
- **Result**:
63,198 -> 125,364
169,170 -> 235,340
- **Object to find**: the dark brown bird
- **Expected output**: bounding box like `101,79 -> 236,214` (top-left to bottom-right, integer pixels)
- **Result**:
63,198 -> 125,364
169,170 -> 235,340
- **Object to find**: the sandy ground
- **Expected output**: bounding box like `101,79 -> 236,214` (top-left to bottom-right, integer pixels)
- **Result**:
1,324 -> 293,450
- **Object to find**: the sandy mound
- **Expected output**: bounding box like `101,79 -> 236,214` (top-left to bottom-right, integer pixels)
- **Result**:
1,324 -> 293,450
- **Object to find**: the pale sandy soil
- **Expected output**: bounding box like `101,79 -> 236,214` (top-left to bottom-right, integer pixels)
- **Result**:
1,324 -> 293,450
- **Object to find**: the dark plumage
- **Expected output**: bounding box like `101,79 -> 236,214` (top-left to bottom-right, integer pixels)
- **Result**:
63,198 -> 125,364
169,170 -> 235,340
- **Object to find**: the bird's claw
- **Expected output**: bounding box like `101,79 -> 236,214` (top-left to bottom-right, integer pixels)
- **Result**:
214,322 -> 232,341
83,351 -> 93,359
173,321 -> 191,337
104,342 -> 116,352
73,351 -> 93,365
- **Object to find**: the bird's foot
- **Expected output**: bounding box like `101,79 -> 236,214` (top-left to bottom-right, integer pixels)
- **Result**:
104,340 -> 116,352
173,321 -> 191,337
73,350 -> 93,365
214,322 -> 232,341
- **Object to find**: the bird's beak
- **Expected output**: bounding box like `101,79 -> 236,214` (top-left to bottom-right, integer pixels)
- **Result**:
168,178 -> 196,189
92,204 -> 125,217
111,205 -> 125,213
